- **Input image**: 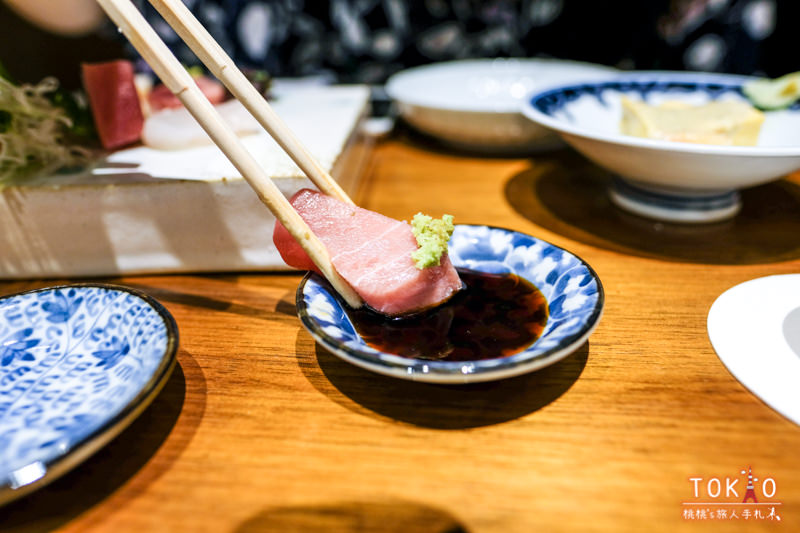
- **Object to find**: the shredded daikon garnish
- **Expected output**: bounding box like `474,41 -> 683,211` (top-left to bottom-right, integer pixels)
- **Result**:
0,76 -> 90,184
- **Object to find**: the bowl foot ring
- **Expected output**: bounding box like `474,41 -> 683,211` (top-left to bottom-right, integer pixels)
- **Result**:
608,178 -> 741,223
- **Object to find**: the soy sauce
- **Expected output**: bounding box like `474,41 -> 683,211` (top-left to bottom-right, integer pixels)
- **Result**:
349,268 -> 548,361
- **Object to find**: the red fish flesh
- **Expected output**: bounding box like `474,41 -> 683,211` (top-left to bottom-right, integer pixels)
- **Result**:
274,189 -> 462,316
81,60 -> 144,149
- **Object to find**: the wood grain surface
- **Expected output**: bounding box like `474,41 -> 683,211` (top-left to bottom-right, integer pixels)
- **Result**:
2,131 -> 799,532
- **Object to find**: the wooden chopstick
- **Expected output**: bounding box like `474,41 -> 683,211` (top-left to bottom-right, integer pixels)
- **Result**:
95,0 -> 363,309
147,0 -> 354,205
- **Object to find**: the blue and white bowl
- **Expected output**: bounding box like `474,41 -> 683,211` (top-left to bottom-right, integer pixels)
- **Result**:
522,71 -> 800,223
0,284 -> 178,505
297,225 -> 603,384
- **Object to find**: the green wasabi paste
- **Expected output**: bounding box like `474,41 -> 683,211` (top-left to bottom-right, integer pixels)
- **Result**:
410,213 -> 455,269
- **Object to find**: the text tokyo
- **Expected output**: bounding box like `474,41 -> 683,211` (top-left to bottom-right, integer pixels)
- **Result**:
689,477 -> 777,499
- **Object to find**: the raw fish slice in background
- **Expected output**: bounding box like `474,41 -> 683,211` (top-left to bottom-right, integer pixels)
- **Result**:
81,60 -> 144,149
141,99 -> 262,150
274,189 -> 462,316
148,76 -> 226,112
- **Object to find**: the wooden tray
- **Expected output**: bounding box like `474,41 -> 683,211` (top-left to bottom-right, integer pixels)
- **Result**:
0,85 -> 371,278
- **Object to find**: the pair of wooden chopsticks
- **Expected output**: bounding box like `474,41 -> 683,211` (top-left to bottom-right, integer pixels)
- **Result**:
95,0 -> 363,308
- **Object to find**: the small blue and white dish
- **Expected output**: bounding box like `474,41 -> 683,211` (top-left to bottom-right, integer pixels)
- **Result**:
0,284 -> 178,505
297,225 -> 603,384
522,71 -> 800,223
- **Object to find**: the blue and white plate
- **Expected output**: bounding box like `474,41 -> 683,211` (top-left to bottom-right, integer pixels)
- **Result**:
0,284 -> 178,505
522,71 -> 800,223
297,225 -> 603,384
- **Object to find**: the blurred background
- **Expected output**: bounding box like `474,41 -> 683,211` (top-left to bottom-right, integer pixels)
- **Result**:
1,0 -> 797,90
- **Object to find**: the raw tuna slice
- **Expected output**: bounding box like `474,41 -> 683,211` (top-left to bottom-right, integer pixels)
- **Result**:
81,60 -> 144,149
148,76 -> 226,112
274,189 -> 462,316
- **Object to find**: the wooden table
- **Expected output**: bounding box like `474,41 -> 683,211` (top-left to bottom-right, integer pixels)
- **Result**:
3,133 -> 800,532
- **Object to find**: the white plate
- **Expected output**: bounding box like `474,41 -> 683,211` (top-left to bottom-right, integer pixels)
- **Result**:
385,58 -> 617,153
523,71 -> 800,223
707,274 -> 800,426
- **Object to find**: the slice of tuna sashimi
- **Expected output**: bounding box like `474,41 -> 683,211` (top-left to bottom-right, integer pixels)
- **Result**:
81,60 -> 144,150
274,189 -> 462,316
148,76 -> 226,112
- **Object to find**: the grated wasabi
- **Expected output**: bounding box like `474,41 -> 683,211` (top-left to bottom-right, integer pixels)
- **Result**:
410,213 -> 455,269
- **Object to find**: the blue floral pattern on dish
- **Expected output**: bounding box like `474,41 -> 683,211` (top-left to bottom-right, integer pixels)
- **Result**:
530,73 -> 800,120
297,225 -> 603,383
0,285 -> 177,498
531,75 -> 800,116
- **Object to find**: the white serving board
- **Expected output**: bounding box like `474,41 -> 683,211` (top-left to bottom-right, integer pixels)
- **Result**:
0,85 -> 371,278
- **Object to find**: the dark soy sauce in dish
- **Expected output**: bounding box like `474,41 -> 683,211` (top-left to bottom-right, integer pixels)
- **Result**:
348,268 -> 549,361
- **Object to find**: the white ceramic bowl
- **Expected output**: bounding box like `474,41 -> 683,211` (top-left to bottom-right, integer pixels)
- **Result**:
522,71 -> 800,223
385,58 -> 617,153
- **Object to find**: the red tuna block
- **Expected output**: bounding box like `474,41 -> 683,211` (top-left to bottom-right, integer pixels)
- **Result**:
274,189 -> 462,316
81,60 -> 144,149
